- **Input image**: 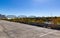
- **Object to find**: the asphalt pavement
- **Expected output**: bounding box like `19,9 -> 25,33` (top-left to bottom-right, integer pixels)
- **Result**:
0,20 -> 60,38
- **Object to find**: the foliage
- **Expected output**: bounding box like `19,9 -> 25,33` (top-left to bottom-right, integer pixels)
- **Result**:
3,17 -> 60,29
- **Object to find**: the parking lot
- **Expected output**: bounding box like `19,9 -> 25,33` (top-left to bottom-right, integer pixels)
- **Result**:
0,20 -> 60,38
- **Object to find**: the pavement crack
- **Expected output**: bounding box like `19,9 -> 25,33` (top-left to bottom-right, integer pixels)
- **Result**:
0,23 -> 14,38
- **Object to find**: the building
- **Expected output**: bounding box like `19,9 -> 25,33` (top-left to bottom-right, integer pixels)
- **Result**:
0,14 -> 6,19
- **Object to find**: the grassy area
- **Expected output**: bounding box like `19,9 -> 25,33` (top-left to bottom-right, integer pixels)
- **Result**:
2,17 -> 60,30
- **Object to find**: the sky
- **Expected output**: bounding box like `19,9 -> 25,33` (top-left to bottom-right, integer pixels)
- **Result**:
0,0 -> 60,17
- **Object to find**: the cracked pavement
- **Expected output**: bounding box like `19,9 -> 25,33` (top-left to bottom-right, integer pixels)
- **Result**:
0,20 -> 60,38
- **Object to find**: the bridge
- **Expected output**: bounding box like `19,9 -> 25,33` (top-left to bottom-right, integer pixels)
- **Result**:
0,20 -> 60,38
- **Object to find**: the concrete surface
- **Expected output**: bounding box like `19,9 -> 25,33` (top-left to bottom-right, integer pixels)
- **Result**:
0,20 -> 60,38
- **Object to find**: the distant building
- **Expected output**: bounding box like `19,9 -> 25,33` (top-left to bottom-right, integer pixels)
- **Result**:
7,15 -> 17,19
18,15 -> 27,18
28,16 -> 36,18
0,14 -> 6,19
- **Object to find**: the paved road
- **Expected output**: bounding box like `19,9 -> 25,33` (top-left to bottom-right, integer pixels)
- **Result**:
0,20 -> 60,38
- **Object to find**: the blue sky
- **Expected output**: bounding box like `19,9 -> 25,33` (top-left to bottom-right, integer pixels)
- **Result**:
0,0 -> 60,16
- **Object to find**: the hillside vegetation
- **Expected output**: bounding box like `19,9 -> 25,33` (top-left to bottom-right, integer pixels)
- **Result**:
3,17 -> 60,30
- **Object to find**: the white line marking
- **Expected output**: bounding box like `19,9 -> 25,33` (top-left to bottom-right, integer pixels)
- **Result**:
39,31 -> 56,37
